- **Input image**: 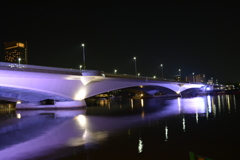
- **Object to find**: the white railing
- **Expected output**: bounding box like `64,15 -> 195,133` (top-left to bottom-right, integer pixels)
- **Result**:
0,62 -> 104,76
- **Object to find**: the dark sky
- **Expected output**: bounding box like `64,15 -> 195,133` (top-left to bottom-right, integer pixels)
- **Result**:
1,1 -> 240,83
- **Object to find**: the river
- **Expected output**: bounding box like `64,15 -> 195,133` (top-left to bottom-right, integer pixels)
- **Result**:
0,94 -> 240,160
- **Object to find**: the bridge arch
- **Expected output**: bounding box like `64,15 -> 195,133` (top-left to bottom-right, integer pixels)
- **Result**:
0,68 -> 206,108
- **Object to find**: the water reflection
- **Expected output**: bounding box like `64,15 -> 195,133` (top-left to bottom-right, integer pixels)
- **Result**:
0,95 -> 239,160
138,138 -> 143,153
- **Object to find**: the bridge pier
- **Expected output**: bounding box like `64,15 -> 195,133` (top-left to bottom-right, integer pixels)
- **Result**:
16,100 -> 86,109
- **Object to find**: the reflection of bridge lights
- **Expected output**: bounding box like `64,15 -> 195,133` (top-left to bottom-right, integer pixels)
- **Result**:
165,125 -> 168,141
177,97 -> 181,112
196,110 -> 198,124
227,95 -> 230,113
233,95 -> 237,112
128,129 -> 131,136
77,115 -> 86,127
138,138 -> 143,153
182,116 -> 185,132
16,113 -> 21,119
75,89 -> 86,100
207,95 -> 212,113
83,130 -> 88,139
141,99 -> 144,107
131,99 -> 133,109
218,95 -> 221,113
141,110 -> 145,119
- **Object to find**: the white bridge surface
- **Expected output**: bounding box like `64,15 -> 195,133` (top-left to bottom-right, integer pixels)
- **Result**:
0,62 -> 205,108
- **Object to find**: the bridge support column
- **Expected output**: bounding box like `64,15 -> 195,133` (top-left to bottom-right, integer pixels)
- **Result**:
16,100 -> 86,109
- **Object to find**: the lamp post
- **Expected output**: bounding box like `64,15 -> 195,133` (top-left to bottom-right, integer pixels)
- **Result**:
18,58 -> 21,68
138,73 -> 140,77
79,65 -> 82,71
133,57 -> 137,76
82,44 -> 86,70
114,69 -> 117,74
160,64 -> 163,78
179,69 -> 181,81
192,72 -> 195,82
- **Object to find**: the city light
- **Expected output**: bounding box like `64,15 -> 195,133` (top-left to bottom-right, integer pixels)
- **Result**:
82,43 -> 85,69
133,57 -> 137,76
160,64 -> 163,78
18,58 -> 21,67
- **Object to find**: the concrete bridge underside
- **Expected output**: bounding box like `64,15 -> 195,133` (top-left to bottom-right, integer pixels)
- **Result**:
0,70 -> 206,109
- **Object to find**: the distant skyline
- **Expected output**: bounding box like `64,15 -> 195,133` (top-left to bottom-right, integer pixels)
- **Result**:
1,1 -> 240,83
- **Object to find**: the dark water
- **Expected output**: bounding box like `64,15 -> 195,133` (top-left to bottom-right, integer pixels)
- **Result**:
1,95 -> 240,160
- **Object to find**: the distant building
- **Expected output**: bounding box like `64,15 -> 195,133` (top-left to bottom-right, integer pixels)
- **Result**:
173,75 -> 181,81
4,41 -> 28,64
195,74 -> 206,83
207,79 -> 213,85
186,74 -> 206,83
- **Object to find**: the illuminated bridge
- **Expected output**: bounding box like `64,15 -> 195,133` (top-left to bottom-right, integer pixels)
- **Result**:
0,62 -> 206,109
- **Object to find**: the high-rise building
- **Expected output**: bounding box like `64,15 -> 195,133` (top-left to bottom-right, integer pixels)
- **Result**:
4,41 -> 28,64
186,74 -> 206,83
195,74 -> 206,83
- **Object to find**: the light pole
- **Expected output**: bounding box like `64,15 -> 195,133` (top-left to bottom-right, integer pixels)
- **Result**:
179,69 -> 181,81
192,72 -> 195,82
18,58 -> 21,68
79,65 -> 82,71
82,44 -> 86,70
114,69 -> 117,74
133,57 -> 137,76
160,64 -> 163,78
138,73 -> 140,77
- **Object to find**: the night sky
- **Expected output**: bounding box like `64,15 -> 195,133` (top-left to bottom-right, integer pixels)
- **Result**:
1,1 -> 240,83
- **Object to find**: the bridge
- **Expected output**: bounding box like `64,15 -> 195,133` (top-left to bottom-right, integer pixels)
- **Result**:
0,62 -> 206,109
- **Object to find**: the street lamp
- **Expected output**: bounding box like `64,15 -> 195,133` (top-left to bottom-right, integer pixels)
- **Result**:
192,72 -> 195,82
138,73 -> 140,77
179,69 -> 181,81
82,43 -> 86,70
79,65 -> 82,71
160,64 -> 163,78
114,69 -> 117,74
133,57 -> 137,76
18,58 -> 21,68
153,76 -> 156,79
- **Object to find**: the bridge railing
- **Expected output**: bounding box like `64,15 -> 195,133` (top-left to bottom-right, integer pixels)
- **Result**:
0,62 -> 105,76
104,72 -> 190,83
